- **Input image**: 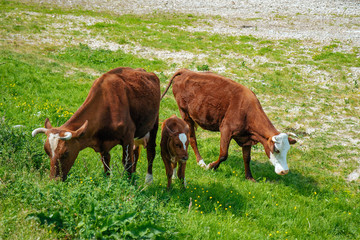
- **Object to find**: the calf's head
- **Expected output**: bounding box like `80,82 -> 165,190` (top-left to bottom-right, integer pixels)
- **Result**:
166,125 -> 189,162
267,133 -> 297,175
32,118 -> 88,181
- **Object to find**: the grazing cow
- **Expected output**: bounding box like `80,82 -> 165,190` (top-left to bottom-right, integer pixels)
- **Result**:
160,115 -> 189,189
161,69 -> 296,181
32,67 -> 160,182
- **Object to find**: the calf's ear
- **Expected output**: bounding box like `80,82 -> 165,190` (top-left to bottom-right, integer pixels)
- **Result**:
165,124 -> 176,137
288,137 -> 297,145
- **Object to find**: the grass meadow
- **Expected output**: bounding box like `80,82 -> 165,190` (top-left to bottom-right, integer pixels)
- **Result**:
1,1 -> 359,239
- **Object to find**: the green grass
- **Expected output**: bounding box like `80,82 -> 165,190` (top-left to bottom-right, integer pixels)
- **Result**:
1,1 -> 359,239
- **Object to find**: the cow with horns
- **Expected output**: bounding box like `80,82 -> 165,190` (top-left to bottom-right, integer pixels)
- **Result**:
161,69 -> 297,181
32,67 -> 160,182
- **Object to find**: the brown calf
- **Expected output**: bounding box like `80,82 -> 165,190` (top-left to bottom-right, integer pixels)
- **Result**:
161,115 -> 190,189
161,69 -> 296,181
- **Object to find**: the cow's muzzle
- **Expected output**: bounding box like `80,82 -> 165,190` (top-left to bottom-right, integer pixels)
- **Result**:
277,169 -> 289,175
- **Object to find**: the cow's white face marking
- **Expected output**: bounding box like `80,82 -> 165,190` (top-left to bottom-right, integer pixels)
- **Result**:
269,133 -> 290,175
49,133 -> 60,157
178,133 -> 187,150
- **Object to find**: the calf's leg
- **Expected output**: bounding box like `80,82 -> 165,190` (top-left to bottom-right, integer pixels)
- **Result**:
177,161 -> 187,187
162,156 -> 173,189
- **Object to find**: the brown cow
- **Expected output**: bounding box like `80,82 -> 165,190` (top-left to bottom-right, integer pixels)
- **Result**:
160,115 -> 190,189
32,67 -> 160,182
161,69 -> 296,181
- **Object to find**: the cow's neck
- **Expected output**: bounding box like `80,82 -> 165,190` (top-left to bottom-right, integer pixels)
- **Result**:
62,89 -> 103,148
248,109 -> 279,150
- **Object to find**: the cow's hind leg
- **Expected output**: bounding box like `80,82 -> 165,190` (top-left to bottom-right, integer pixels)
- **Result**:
180,111 -> 206,168
145,117 -> 159,184
208,126 -> 232,170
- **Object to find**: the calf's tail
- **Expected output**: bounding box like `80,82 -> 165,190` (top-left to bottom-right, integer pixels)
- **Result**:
160,69 -> 185,100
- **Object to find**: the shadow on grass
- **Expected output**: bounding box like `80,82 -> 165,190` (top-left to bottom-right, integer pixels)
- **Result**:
224,155 -> 321,196
142,179 -> 247,215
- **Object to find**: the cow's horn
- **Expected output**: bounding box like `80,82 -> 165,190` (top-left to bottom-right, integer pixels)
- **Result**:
287,132 -> 298,138
32,128 -> 47,137
272,136 -> 280,143
59,132 -> 72,140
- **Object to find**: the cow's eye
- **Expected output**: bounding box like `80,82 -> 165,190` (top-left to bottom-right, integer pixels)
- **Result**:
274,147 -> 280,154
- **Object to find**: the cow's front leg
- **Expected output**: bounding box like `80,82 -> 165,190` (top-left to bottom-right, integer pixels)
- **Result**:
242,145 -> 256,182
100,151 -> 111,175
133,145 -> 141,173
145,117 -> 158,184
181,113 -> 206,168
208,127 -> 231,170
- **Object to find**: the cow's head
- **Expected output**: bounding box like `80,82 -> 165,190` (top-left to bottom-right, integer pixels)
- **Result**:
166,124 -> 189,162
267,133 -> 297,175
32,118 -> 88,181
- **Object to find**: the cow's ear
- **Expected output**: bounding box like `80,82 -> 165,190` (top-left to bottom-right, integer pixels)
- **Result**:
165,124 -> 176,137
45,118 -> 52,129
74,120 -> 88,138
288,137 -> 297,145
267,137 -> 276,153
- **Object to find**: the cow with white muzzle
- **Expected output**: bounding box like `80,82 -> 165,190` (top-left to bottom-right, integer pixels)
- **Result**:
161,69 -> 297,181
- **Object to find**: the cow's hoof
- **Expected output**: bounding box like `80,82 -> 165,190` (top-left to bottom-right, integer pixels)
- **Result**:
208,162 -> 220,170
145,173 -> 153,185
172,167 -> 177,179
197,159 -> 208,169
246,176 -> 256,182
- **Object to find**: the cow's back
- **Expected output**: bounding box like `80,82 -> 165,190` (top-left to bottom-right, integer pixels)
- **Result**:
96,67 -> 160,138
172,70 -> 256,131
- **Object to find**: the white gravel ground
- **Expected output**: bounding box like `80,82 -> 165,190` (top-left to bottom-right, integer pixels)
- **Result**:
27,0 -> 360,45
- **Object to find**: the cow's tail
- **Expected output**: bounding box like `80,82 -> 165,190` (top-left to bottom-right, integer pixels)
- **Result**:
160,69 -> 185,100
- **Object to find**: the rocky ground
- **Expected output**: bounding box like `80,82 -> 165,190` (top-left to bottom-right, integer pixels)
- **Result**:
27,0 -> 360,46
